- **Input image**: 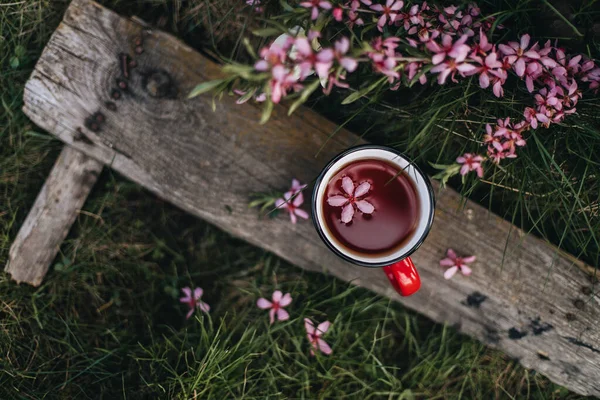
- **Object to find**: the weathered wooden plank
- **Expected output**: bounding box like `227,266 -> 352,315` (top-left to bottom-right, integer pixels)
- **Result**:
21,0 -> 600,395
5,146 -> 103,286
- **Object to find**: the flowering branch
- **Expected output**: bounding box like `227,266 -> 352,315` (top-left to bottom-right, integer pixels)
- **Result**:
190,0 -> 600,182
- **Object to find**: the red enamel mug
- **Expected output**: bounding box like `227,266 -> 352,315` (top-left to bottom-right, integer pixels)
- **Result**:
311,145 -> 435,297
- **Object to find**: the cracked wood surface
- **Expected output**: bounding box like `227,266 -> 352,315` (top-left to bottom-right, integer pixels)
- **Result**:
5,146 -> 103,286
19,0 -> 600,395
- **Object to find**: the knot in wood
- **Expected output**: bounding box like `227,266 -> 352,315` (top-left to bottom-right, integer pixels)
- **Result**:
145,70 -> 172,98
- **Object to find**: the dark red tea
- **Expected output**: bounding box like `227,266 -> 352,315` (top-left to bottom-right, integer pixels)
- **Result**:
322,158 -> 419,256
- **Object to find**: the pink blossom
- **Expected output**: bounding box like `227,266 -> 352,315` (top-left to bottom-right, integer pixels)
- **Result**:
180,287 -> 210,319
275,179 -> 309,224
347,10 -> 364,27
234,89 -> 267,104
295,38 -> 334,80
407,61 -> 427,84
368,38 -> 400,82
370,0 -> 404,31
470,29 -> 492,58
334,37 -> 358,72
498,34 -> 540,77
427,34 -> 471,65
327,176 -> 374,223
456,153 -> 484,177
255,44 -> 288,72
305,318 -> 332,356
269,65 -> 301,103
245,0 -> 263,12
468,51 -> 503,89
257,290 -> 292,324
333,7 -> 343,21
430,59 -> 477,84
300,0 -> 332,20
524,107 -> 549,129
440,248 -> 476,279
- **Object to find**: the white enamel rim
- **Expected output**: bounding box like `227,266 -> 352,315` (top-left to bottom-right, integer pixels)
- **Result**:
312,145 -> 435,267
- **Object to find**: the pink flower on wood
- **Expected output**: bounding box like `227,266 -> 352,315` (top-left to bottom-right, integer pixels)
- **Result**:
257,290 -> 292,324
305,318 -> 332,356
327,176 -> 374,223
276,179 -> 309,224
456,153 -> 484,177
180,287 -> 210,319
440,249 -> 476,279
370,0 -> 404,32
300,0 -> 332,20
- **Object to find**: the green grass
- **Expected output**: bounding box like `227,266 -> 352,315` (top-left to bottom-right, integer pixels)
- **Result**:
0,0 -> 596,398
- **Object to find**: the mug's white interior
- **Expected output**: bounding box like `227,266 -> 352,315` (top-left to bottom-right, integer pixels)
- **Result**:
315,148 -> 433,265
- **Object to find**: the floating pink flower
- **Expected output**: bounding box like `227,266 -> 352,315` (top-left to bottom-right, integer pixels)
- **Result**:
257,290 -> 292,324
456,153 -> 484,177
440,249 -> 476,279
300,0 -> 332,20
180,287 -> 210,319
327,176 -> 374,223
275,180 -> 309,224
304,318 -> 332,356
370,0 -> 404,31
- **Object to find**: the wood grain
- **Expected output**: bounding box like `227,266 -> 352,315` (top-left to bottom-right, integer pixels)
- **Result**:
20,0 -> 600,395
5,146 -> 103,286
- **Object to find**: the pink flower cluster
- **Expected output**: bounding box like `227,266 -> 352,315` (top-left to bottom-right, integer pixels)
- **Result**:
253,33 -> 357,103
244,1 -> 600,179
345,2 -> 599,176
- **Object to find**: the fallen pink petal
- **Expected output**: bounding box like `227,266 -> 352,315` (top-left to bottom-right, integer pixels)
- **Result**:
304,318 -> 332,356
440,249 -> 476,279
257,290 -> 292,324
180,286 -> 210,319
275,179 -> 309,224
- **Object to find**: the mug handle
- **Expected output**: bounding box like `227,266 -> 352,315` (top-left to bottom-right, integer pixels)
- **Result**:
382,257 -> 421,297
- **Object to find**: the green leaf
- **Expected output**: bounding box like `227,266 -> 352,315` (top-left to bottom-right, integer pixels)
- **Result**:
341,77 -> 385,104
188,79 -> 225,98
9,56 -> 19,69
288,79 -> 320,115
242,38 -> 257,58
252,27 -> 282,37
14,45 -> 26,57
260,99 -> 274,124
279,0 -> 294,12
